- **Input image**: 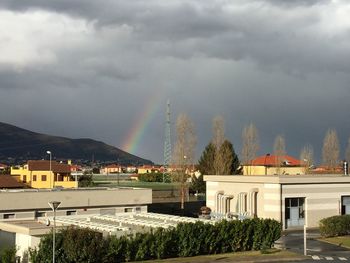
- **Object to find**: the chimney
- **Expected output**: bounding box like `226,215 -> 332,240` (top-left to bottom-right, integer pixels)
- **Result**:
344,160 -> 348,176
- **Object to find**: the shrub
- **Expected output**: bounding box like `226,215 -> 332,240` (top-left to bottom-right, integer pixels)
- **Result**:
105,236 -> 129,262
0,246 -> 16,263
138,172 -> 164,182
31,218 -> 281,262
320,215 -> 350,237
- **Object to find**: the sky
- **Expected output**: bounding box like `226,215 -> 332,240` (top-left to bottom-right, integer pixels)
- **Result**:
0,0 -> 350,164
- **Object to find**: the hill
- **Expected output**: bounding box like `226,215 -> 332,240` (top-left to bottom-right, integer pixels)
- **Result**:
0,122 -> 153,165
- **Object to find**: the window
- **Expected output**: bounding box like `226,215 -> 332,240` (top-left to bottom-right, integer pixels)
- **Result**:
35,211 -> 46,218
341,196 -> 350,215
124,208 -> 133,212
33,175 -> 37,181
22,175 -> 27,183
42,175 -> 47,181
66,210 -> 77,216
135,207 -> 141,212
4,213 -> 15,219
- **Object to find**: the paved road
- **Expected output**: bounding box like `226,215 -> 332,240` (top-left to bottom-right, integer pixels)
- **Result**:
277,229 -> 350,262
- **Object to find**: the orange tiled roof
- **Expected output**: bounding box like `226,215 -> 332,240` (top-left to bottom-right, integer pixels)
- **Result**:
249,155 -> 301,166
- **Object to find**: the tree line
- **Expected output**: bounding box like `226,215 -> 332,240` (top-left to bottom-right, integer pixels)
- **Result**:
169,113 -> 349,198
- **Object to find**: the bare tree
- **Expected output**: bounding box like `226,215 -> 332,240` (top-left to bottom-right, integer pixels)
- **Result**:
273,135 -> 286,174
241,123 -> 259,175
300,144 -> 314,174
172,113 -> 196,210
322,128 -> 340,172
212,116 -> 226,175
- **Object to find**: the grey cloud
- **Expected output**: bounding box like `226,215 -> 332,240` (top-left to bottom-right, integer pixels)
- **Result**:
1,0 -> 349,75
0,0 -> 350,163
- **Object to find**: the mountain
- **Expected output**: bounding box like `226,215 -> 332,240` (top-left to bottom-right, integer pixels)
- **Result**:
0,122 -> 153,165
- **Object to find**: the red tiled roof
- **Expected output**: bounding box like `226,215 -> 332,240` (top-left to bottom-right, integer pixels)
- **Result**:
0,175 -> 25,188
27,160 -> 71,173
70,165 -> 82,171
0,163 -> 8,168
249,155 -> 301,166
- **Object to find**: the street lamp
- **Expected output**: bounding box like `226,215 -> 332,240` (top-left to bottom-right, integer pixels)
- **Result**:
46,151 -> 53,188
48,201 -> 61,263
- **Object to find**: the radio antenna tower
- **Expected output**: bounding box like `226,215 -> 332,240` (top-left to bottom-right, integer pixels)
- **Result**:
163,100 -> 172,182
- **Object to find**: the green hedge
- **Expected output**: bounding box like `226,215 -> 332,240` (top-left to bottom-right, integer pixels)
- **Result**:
138,172 -> 164,182
30,218 -> 281,263
0,247 -> 17,263
320,215 -> 350,237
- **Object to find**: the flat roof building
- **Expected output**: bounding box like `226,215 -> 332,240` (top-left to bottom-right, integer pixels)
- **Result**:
0,186 -> 152,259
0,187 -> 152,220
205,174 -> 350,230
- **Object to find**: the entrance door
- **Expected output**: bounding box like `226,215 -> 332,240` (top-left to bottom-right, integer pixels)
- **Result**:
285,197 -> 305,228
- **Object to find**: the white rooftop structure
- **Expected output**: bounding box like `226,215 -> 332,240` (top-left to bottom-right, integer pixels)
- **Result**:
41,212 -> 211,237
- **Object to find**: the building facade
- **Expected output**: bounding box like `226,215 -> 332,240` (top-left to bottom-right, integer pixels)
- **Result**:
10,160 -> 76,189
205,174 -> 350,229
0,187 -> 152,259
100,164 -> 122,175
242,155 -> 305,175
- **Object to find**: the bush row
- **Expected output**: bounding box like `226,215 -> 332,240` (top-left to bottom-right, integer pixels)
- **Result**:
0,247 -> 17,263
138,172 -> 164,182
30,218 -> 281,263
319,215 -> 350,237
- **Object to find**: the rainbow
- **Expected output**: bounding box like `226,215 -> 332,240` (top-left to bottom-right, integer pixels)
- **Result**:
121,94 -> 164,155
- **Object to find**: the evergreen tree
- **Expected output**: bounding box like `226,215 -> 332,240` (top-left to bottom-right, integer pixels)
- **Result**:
198,143 -> 215,175
197,140 -> 241,175
221,140 -> 241,174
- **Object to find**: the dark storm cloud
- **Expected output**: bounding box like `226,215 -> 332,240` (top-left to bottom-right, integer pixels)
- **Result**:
1,0 -> 349,75
0,0 -> 350,163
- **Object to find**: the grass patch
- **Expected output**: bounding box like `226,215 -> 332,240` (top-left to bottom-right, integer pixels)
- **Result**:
93,180 -> 179,190
319,235 -> 350,248
143,249 -> 303,263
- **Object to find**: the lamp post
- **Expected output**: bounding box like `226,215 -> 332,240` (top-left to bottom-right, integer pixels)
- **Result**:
46,151 -> 53,188
48,201 -> 61,263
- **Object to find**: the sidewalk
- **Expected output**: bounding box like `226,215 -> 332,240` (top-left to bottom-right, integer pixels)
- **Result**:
148,249 -> 308,263
276,228 -> 350,260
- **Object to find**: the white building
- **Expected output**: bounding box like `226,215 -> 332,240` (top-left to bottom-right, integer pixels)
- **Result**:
0,187 -> 152,259
205,174 -> 350,230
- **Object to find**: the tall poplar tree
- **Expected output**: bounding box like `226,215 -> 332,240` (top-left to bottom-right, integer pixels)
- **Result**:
273,135 -> 286,175
300,144 -> 314,174
241,123 -> 259,175
322,128 -> 339,172
172,113 -> 196,210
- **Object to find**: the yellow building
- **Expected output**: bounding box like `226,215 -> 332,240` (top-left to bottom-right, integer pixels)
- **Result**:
137,165 -> 161,174
10,160 -> 77,189
100,164 -> 122,175
242,154 -> 305,175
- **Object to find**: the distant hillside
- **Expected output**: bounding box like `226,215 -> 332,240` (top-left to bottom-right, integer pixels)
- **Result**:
0,122 -> 153,165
